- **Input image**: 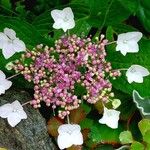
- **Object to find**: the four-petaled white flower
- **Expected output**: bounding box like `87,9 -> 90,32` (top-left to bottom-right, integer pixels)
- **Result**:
116,32 -> 142,56
126,65 -> 150,83
0,70 -> 12,95
51,7 -> 75,32
57,124 -> 83,149
99,106 -> 120,129
0,100 -> 27,127
0,28 -> 26,59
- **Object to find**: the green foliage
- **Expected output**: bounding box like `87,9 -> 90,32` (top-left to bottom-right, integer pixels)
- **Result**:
119,131 -> 133,144
131,142 -> 144,150
138,119 -> 150,136
119,119 -> 150,149
89,121 -> 124,143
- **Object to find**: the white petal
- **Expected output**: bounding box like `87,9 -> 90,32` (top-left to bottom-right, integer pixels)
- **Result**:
3,80 -> 12,90
0,72 -> 12,95
51,9 -> 64,21
13,38 -> 26,52
11,100 -> 27,119
116,43 -> 128,56
126,41 -> 139,53
126,65 -> 150,83
131,65 -> 150,76
61,19 -> 75,32
0,70 -> 6,80
58,124 -> 81,134
0,32 -> 9,49
117,32 -> 142,43
63,7 -> 74,19
0,103 -> 12,118
4,28 -> 16,40
7,113 -> 22,127
12,100 -> 24,110
99,107 -> 120,129
2,43 -> 16,59
18,110 -> 27,119
0,85 -> 6,95
53,20 -> 64,30
57,133 -> 72,149
71,131 -> 83,145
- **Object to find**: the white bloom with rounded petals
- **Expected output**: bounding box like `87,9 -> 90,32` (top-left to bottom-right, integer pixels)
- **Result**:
0,70 -> 12,95
126,65 -> 150,83
51,7 -> 75,32
0,100 -> 27,127
57,124 -> 83,149
99,106 -> 120,129
0,28 -> 26,59
116,32 -> 142,56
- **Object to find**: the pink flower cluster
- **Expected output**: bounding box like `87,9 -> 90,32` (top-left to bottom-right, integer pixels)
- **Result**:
14,35 -> 120,119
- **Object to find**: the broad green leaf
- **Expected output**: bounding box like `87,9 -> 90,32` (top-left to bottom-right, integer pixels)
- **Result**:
80,118 -> 94,129
138,119 -> 150,136
119,131 -> 133,144
130,141 -> 144,150
82,0 -> 131,28
133,90 -> 150,116
89,121 -> 124,143
143,130 -> 150,144
1,0 -> 11,10
136,0 -> 150,32
118,0 -> 138,13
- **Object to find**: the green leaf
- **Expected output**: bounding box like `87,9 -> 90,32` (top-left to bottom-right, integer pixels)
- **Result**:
133,90 -> 150,116
85,0 -> 131,28
143,130 -> 150,144
136,0 -> 150,32
118,0 -> 138,13
1,0 -> 12,10
119,130 -> 133,144
130,141 -> 144,150
89,121 -> 124,143
138,119 -> 150,136
80,118 -> 94,129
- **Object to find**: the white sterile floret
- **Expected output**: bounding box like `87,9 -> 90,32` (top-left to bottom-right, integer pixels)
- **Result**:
51,7 -> 75,32
116,32 -> 142,56
99,106 -> 120,129
126,65 -> 150,83
0,70 -> 12,95
57,124 -> 83,149
0,100 -> 27,127
0,28 -> 26,59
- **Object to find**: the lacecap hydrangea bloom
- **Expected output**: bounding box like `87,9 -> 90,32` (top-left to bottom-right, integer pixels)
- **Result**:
14,35 -> 121,119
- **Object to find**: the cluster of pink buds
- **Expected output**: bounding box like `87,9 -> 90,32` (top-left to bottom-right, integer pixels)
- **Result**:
13,34 -> 121,119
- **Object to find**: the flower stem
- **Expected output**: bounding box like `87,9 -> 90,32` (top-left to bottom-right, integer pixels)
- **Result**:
22,101 -> 31,106
67,114 -> 70,124
7,72 -> 21,80
67,30 -> 70,37
53,108 -> 56,116
113,68 -> 128,72
106,41 -> 116,45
